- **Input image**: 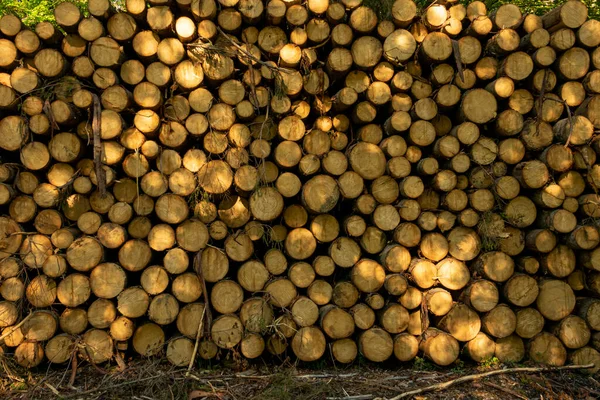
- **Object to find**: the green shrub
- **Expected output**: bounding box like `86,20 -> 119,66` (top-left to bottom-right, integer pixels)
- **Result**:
0,0 -> 599,32
479,0 -> 599,20
0,0 -> 88,28
363,0 -> 599,21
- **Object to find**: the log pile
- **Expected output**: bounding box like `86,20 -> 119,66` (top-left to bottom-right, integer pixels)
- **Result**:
1,0 -> 600,371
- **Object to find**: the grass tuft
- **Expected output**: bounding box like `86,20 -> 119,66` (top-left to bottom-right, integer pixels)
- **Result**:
255,370 -> 337,400
0,0 -> 89,28
363,0 -> 394,20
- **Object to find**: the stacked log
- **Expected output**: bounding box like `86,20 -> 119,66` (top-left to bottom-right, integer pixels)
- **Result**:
0,0 -> 600,372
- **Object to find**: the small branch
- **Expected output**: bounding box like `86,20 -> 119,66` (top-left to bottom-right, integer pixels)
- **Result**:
91,94 -> 106,196
199,259 -> 212,338
296,373 -> 359,379
67,338 -> 82,387
42,99 -> 59,136
63,374 -> 168,398
537,68 -> 549,119
386,364 -> 595,400
0,312 -> 32,343
82,346 -> 108,375
68,352 -> 78,387
243,31 -> 260,114
563,101 -> 574,147
538,94 -> 574,147
326,396 -> 373,400
114,348 -> 127,372
308,36 -> 331,50
44,383 -> 61,396
451,40 -> 464,83
0,358 -> 24,382
188,372 -> 360,381
57,169 -> 81,190
189,250 -> 212,373
381,375 -> 410,381
187,251 -> 206,373
231,374 -> 271,379
483,381 -> 528,400
420,293 -> 430,334
213,27 -> 294,75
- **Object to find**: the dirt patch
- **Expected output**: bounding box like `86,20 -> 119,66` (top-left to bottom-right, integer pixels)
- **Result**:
1,357 -> 599,400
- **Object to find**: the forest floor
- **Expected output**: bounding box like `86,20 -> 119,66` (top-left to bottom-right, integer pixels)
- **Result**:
1,356 -> 599,400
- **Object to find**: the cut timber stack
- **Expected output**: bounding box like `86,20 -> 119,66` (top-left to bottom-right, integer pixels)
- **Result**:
1,0 -> 600,372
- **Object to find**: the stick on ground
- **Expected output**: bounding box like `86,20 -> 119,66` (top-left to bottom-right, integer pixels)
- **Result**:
385,364 -> 595,400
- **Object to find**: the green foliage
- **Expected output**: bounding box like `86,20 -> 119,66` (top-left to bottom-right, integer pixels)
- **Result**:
363,0 -> 394,20
9,382 -> 28,391
451,359 -> 466,373
482,0 -> 599,20
479,356 -> 501,369
0,0 -> 88,28
255,370 -> 336,400
413,356 -> 437,371
1,0 -> 599,28
372,0 -> 600,21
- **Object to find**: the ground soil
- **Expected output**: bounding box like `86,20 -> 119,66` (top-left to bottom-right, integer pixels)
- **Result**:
1,355 -> 599,400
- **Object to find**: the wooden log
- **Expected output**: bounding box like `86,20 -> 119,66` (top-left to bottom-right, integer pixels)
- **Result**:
291,326 -> 326,362
529,332 -> 567,366
461,279 -> 499,313
438,303 -> 481,342
578,299 -> 600,331
421,328 -> 460,366
132,323 -> 164,357
45,334 -> 76,364
503,274 -> 539,307
553,315 -> 590,349
465,332 -> 496,362
3,0 -> 600,369
357,327 -> 392,362
537,279 -> 576,321
15,342 -> 44,368
59,308 -> 87,336
542,1 -> 588,32
482,304 -> 517,339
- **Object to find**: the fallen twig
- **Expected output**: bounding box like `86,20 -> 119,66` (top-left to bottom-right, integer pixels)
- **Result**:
44,382 -> 61,396
483,381 -> 528,400
63,374 -> 168,398
381,375 -> 410,381
233,373 -> 271,379
186,371 -> 358,382
385,364 -> 595,400
296,373 -> 359,379
0,358 -> 24,382
189,389 -> 225,399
